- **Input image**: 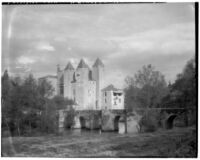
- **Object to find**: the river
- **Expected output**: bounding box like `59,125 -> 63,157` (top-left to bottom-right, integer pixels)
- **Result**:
62,122 -> 126,135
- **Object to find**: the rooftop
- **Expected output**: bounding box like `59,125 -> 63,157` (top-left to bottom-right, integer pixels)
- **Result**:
93,58 -> 104,68
65,62 -> 74,70
77,59 -> 90,69
102,84 -> 120,92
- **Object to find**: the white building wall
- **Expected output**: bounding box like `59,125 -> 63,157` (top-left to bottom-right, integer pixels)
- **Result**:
111,91 -> 124,110
102,90 -> 124,110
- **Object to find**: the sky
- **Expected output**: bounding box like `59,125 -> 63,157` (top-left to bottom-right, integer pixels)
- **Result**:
2,3 -> 195,89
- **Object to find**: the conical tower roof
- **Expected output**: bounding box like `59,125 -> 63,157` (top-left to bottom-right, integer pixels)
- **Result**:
65,62 -> 74,70
77,59 -> 90,69
93,58 -> 104,68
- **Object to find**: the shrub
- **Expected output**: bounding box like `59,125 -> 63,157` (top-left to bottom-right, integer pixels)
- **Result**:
139,109 -> 160,132
64,106 -> 76,129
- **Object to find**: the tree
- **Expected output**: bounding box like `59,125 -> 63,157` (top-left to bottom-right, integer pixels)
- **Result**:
52,95 -> 74,110
2,70 -> 10,102
166,58 -> 196,126
125,64 -> 168,111
38,78 -> 54,99
171,58 -> 196,108
40,99 -> 58,133
2,70 -> 12,134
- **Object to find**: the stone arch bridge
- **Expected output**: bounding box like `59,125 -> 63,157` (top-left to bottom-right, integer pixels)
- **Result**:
58,109 -> 126,132
58,107 -> 194,133
134,107 -> 195,129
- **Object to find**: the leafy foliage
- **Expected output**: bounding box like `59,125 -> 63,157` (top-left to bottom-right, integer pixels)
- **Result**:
1,72 -> 74,136
124,64 -> 168,111
139,110 -> 160,132
161,58 -> 196,126
64,106 -> 76,129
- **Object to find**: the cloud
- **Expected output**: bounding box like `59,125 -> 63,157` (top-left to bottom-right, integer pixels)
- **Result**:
35,41 -> 55,51
107,22 -> 194,58
17,56 -> 35,65
2,4 -> 195,88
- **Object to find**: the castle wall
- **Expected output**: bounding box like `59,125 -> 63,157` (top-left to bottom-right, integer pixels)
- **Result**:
75,68 -> 89,83
63,70 -> 74,99
92,66 -> 104,110
57,70 -> 63,96
72,80 -> 96,110
86,81 -> 96,110
72,82 -> 85,110
102,91 -> 112,110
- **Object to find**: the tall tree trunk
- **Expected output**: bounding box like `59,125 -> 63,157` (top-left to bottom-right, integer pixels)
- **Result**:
17,119 -> 20,136
125,110 -> 128,134
184,111 -> 189,127
29,120 -> 32,135
184,93 -> 189,127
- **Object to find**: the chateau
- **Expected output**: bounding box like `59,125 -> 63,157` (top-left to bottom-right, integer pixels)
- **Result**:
39,58 -> 124,111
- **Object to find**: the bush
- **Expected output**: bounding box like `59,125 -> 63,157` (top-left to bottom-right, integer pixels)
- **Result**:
139,109 -> 160,132
64,107 -> 76,129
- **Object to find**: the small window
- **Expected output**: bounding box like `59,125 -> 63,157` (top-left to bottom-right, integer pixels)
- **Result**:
105,99 -> 107,103
114,101 -> 117,105
119,99 -> 121,103
105,92 -> 107,97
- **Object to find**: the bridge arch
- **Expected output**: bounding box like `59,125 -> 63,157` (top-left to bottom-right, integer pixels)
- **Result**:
165,114 -> 177,129
79,116 -> 86,129
114,115 -> 121,131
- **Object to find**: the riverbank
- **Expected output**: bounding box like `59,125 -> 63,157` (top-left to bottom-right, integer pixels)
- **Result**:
1,126 -> 196,157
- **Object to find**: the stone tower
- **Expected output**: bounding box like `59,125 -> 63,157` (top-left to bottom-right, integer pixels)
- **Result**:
72,59 -> 91,109
75,59 -> 90,82
92,58 -> 104,110
63,62 -> 74,99
56,64 -> 63,96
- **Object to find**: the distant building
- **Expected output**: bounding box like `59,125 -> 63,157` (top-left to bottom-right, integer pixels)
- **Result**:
40,58 -> 124,111
38,75 -> 57,97
102,84 -> 124,110
57,58 -> 105,110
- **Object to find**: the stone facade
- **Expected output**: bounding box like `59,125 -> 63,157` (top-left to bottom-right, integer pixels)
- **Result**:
40,58 -> 127,132
57,58 -> 105,110
102,84 -> 124,110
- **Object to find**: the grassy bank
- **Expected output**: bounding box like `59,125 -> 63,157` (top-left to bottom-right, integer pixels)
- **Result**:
1,126 -> 196,157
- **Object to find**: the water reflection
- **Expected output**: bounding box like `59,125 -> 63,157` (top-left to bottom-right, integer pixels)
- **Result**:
119,122 -> 125,134
62,122 -> 126,135
63,129 -> 103,136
